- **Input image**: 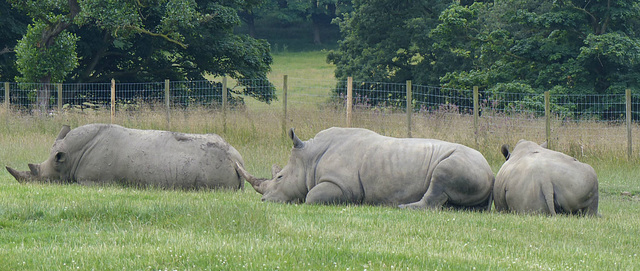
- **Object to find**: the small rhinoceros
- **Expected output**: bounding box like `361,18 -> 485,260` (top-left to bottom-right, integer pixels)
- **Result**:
235,127 -> 495,210
6,124 -> 245,190
494,140 -> 599,216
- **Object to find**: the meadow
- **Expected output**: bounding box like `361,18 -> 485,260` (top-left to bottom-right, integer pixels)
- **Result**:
1,51 -> 639,270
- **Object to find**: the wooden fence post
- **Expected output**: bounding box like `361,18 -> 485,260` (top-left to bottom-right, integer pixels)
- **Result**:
545,91 -> 551,149
110,79 -> 115,124
165,79 -> 171,129
57,83 -> 63,112
627,89 -> 632,160
4,82 -> 8,109
346,77 -> 353,127
222,77 -> 227,133
406,80 -> 412,138
282,75 -> 288,138
473,86 -> 479,148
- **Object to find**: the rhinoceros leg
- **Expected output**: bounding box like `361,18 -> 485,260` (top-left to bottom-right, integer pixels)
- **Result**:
400,153 -> 492,210
305,182 -> 352,204
398,185 -> 448,209
586,198 -> 599,216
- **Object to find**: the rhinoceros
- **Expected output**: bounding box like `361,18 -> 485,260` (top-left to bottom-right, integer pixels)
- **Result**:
494,140 -> 599,215
235,127 -> 495,210
6,124 -> 245,190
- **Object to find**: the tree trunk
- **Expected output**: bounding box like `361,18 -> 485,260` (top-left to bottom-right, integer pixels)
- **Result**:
37,75 -> 51,114
247,13 -> 256,38
311,13 -> 322,45
34,0 -> 80,114
79,31 -> 111,82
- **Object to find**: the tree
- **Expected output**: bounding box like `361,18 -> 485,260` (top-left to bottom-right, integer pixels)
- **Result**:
434,0 -> 640,118
327,0 -> 451,105
236,0 -> 267,38
0,1 -> 30,82
329,0 -> 640,118
8,0 -> 81,110
256,0 -> 351,45
14,21 -> 79,110
7,0 -> 276,110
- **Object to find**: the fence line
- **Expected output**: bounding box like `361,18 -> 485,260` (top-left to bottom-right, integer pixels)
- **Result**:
1,77 -> 637,159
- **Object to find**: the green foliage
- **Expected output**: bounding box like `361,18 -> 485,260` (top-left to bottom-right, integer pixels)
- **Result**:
242,0 -> 350,46
329,0 -> 640,119
0,1 -> 29,81
328,0 -> 470,83
327,0 -> 453,103
3,0 -> 276,103
14,22 -> 79,83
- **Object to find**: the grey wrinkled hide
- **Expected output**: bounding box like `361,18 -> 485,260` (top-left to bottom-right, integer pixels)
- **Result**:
494,140 -> 599,216
6,124 -> 244,190
239,127 -> 494,210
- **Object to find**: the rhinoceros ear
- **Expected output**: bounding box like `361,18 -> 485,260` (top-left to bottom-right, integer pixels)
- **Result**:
55,152 -> 67,163
540,141 -> 548,149
288,128 -> 304,149
501,144 -> 511,160
56,125 -> 71,141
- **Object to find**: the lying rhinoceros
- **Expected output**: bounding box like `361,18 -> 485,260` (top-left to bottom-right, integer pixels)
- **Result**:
235,127 -> 495,210
6,124 -> 245,190
494,140 -> 599,216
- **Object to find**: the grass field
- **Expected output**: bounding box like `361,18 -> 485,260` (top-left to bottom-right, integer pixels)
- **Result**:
1,51 -> 640,270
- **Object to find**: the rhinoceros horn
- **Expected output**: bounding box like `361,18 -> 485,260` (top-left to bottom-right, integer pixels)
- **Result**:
234,162 -> 269,194
5,166 -> 34,183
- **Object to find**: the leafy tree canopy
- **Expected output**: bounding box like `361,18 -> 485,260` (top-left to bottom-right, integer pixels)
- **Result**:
328,0 -> 453,84
243,0 -> 351,45
5,0 -> 276,103
0,0 -> 30,81
435,0 -> 640,97
329,0 -> 640,101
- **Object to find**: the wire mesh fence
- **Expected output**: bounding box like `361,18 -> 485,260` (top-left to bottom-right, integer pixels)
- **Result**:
2,78 -> 638,159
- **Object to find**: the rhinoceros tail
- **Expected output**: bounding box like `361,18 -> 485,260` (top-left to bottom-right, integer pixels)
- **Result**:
485,175 -> 495,212
233,161 -> 245,190
485,189 -> 493,212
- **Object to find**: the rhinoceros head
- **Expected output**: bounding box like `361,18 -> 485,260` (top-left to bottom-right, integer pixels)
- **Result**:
6,125 -> 72,183
234,128 -> 307,203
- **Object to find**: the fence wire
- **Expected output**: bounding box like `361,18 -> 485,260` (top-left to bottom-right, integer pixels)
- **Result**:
1,80 -> 633,120
1,79 -> 637,157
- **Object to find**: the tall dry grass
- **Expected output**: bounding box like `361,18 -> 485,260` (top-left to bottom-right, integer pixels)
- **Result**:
2,101 -> 635,172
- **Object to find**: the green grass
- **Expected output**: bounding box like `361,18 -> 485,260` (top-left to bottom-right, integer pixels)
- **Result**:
1,51 -> 640,270
269,50 -> 337,81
